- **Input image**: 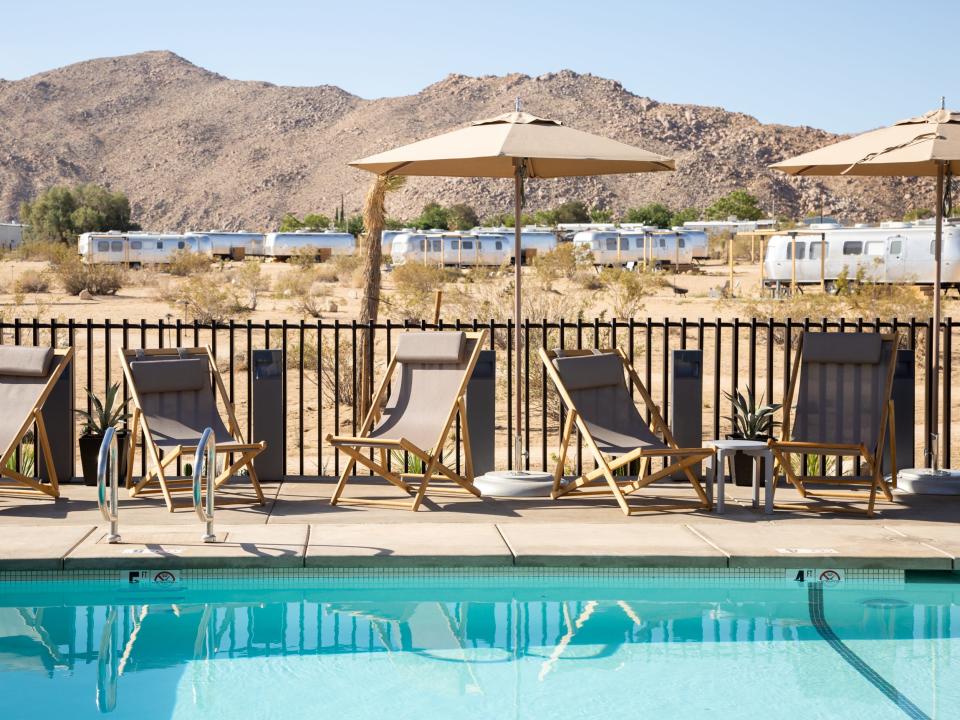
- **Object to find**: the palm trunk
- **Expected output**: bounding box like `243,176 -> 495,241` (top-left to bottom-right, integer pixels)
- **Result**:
358,174 -> 404,418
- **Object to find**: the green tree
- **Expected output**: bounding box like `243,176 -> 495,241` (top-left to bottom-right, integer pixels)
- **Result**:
414,202 -> 450,230
302,213 -> 331,230
623,203 -> 673,228
532,209 -> 560,226
903,208 -> 934,221
20,184 -> 134,243
554,200 -> 590,224
341,214 -> 364,236
446,203 -> 479,230
589,207 -> 614,223
384,217 -> 407,230
279,213 -> 304,232
705,190 -> 765,221
669,207 -> 700,226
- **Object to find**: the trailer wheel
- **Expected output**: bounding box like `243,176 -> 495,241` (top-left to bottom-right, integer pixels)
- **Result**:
824,281 -> 839,295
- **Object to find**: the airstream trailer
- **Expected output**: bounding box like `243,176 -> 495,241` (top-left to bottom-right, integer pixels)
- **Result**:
78,232 -> 213,265
263,232 -> 355,260
390,233 -> 512,266
381,229 -> 413,255
185,231 -> 265,258
762,222 -> 960,290
573,230 -> 696,266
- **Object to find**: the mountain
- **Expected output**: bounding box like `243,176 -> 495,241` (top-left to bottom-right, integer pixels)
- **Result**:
0,51 -> 924,230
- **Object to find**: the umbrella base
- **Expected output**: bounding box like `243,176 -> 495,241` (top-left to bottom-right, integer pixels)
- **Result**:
896,468 -> 960,495
474,470 -> 553,498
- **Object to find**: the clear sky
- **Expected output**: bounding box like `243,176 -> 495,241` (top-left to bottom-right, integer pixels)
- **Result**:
3,0 -> 957,134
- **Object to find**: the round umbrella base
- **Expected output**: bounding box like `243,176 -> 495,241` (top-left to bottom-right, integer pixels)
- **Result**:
474,470 -> 553,498
896,468 -> 960,495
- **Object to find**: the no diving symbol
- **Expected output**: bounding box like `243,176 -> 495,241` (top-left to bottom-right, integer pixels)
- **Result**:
152,571 -> 178,584
819,570 -> 842,586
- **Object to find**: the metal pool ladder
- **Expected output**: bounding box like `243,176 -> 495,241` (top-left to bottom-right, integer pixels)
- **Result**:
193,427 -> 217,543
97,427 -> 121,544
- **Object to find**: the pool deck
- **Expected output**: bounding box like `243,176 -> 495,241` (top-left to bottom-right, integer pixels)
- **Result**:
0,478 -> 958,572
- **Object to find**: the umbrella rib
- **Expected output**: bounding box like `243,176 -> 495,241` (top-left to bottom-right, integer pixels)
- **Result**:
841,132 -> 941,175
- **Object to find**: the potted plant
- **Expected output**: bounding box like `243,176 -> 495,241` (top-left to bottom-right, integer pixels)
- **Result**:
723,386 -> 781,486
76,383 -> 131,486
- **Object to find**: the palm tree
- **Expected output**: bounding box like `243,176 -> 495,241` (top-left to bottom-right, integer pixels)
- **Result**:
358,174 -> 405,417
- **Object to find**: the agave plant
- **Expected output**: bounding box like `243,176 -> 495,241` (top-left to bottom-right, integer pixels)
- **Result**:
723,386 -> 782,440
75,383 -> 131,436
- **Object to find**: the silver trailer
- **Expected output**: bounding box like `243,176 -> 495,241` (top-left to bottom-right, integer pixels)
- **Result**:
0,222 -> 25,250
573,230 -> 696,266
185,231 -> 265,258
78,232 -> 213,265
263,232 -> 355,260
390,232 -> 511,266
763,221 -> 960,290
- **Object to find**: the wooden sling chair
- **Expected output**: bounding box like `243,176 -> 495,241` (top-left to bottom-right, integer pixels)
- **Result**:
540,348 -> 712,515
328,330 -> 486,511
0,345 -> 73,501
118,346 -> 265,512
770,331 -> 897,516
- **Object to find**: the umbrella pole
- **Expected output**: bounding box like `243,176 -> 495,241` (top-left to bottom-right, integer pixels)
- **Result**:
932,161 -> 945,468
513,165 -> 523,469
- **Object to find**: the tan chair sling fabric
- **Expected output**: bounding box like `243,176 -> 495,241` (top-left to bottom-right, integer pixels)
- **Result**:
328,331 -> 485,511
120,347 -> 265,511
541,348 -> 711,515
0,347 -> 72,500
771,331 -> 898,516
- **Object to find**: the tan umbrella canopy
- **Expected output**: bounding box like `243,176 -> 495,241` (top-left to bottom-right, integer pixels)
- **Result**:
351,108 -> 674,469
771,107 -> 959,469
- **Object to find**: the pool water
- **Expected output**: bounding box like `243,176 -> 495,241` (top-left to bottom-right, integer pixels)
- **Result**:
0,571 -> 958,719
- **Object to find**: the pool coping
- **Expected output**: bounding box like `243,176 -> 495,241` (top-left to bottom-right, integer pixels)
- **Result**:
1,521 -> 957,573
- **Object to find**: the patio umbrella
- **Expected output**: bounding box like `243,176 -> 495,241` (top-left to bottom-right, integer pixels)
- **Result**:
350,106 -> 674,468
770,106 -> 960,478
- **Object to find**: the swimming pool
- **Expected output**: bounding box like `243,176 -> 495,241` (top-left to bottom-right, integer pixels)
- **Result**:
0,569 -> 957,719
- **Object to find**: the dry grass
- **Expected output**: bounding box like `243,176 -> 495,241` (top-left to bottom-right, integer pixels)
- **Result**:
50,256 -> 123,295
158,275 -> 249,323
166,249 -> 213,277
12,269 -> 49,294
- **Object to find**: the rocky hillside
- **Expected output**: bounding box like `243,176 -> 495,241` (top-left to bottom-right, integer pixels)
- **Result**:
0,51 -> 924,230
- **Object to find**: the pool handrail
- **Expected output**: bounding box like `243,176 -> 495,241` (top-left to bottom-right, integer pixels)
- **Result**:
193,427 -> 217,543
96,427 -> 121,543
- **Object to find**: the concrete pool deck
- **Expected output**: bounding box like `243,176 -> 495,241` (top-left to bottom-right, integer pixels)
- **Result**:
0,478 -> 957,572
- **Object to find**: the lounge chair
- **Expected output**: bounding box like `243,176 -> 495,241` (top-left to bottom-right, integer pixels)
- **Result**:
540,348 -> 712,515
769,331 -> 897,516
328,330 -> 486,510
0,346 -> 73,500
118,346 -> 265,511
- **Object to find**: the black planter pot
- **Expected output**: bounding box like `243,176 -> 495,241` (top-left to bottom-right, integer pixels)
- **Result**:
79,430 -> 129,486
725,434 -> 771,486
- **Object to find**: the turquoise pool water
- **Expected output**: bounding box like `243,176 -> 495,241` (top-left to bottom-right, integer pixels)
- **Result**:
0,571 -> 958,719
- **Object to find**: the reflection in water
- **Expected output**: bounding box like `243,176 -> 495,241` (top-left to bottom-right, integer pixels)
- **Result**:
0,582 -> 957,718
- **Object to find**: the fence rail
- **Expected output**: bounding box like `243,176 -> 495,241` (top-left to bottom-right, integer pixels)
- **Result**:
2,316 -> 955,479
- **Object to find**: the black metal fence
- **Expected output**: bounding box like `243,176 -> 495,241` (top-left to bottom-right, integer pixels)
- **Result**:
3,316 -> 955,479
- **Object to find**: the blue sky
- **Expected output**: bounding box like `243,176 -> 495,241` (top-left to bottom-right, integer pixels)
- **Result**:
3,0 -> 957,134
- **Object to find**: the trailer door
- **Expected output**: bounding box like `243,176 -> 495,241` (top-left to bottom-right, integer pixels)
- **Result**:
885,235 -> 905,283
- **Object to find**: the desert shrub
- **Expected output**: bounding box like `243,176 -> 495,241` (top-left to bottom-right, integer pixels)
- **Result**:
314,264 -> 338,283
601,268 -> 652,318
167,249 -> 213,277
13,240 -> 72,263
532,243 -> 593,286
228,260 -> 269,311
13,269 -> 50,294
390,263 -> 448,319
289,246 -> 320,269
159,276 -> 248,323
50,256 -> 123,295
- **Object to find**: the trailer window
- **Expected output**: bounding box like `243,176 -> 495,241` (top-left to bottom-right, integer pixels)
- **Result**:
156,241 -> 163,249
635,238 -> 644,249
430,240 -> 441,252
605,238 -> 617,251
842,241 -> 863,256
495,241 -> 502,251
111,241 -> 123,252
888,240 -> 902,255
678,238 -> 685,249
809,241 -> 824,259
97,241 -> 110,252
659,238 -> 666,248
786,241 -> 806,259
461,240 -> 473,250
130,240 -> 142,250
865,241 -> 884,256
177,241 -> 186,250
